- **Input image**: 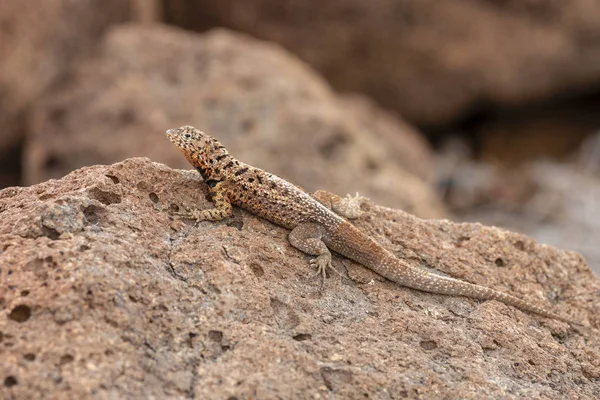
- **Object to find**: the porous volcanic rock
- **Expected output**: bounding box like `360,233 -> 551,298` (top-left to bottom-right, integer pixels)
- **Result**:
27,25 -> 442,218
0,158 -> 598,399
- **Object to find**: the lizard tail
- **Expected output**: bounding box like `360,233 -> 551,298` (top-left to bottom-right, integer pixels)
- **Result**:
386,257 -> 578,324
329,222 -> 581,325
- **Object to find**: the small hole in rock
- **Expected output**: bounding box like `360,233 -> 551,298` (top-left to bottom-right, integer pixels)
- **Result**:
8,305 -> 31,323
23,353 -> 36,361
169,203 -> 180,212
419,340 -> 438,350
4,376 -> 17,387
59,354 -> 74,365
226,220 -> 244,231
249,263 -> 264,277
156,304 -> 168,312
293,333 -> 312,341
105,174 -> 119,184
38,193 -> 53,201
79,245 -> 91,252
456,236 -> 470,246
41,226 -> 60,240
149,192 -> 159,203
20,290 -> 29,297
514,241 -> 525,251
208,284 -> 221,295
495,258 -> 506,267
88,187 -> 121,205
83,205 -> 104,225
208,330 -> 223,342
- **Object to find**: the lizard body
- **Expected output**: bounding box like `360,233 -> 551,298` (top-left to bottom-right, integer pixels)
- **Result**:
166,125 -> 575,324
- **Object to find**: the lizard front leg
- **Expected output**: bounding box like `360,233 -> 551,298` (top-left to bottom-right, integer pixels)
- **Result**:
312,190 -> 367,219
288,223 -> 345,281
177,182 -> 233,223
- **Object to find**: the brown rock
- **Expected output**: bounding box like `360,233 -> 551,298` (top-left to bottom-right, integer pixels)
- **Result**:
338,94 -> 433,181
0,0 -> 132,151
476,99 -> 600,165
0,158 -> 598,398
441,158 -> 600,276
27,25 -> 442,218
164,0 -> 600,127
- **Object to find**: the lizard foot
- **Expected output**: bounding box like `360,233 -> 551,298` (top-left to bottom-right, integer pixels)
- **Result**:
336,192 -> 368,219
308,254 -> 346,280
174,207 -> 206,225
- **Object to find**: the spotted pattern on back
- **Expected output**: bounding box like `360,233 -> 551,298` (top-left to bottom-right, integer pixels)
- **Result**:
166,125 -> 343,230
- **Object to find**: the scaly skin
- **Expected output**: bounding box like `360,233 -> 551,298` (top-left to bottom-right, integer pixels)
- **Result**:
166,125 -> 578,324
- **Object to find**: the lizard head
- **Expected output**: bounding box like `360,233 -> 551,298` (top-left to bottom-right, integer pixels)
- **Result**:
166,125 -> 229,179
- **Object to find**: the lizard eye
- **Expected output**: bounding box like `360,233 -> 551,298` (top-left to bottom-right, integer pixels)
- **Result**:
184,133 -> 191,139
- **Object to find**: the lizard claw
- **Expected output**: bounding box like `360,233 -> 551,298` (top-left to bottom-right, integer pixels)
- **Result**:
308,254 -> 346,281
334,192 -> 368,219
174,207 -> 205,225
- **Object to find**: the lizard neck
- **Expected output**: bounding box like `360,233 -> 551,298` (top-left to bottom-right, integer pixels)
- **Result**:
185,137 -> 232,184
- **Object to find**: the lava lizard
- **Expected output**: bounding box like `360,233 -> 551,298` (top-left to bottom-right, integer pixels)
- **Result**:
166,125 -> 577,324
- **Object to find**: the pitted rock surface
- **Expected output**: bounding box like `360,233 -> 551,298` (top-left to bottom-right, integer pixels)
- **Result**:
0,158 -> 598,399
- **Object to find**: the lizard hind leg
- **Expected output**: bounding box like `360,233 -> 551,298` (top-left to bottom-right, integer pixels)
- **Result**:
289,223 -> 346,282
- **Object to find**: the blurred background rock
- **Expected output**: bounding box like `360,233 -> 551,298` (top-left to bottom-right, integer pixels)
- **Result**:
1,0 -> 598,274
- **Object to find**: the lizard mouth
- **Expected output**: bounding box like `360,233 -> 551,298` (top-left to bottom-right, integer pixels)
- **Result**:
165,129 -> 176,138
165,129 -> 180,144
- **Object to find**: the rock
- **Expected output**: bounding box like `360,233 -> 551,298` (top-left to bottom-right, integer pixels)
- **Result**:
0,0 -> 132,151
337,94 -> 433,181
0,158 -> 598,399
474,98 -> 600,165
27,24 -> 443,218
441,157 -> 600,276
164,0 -> 600,127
